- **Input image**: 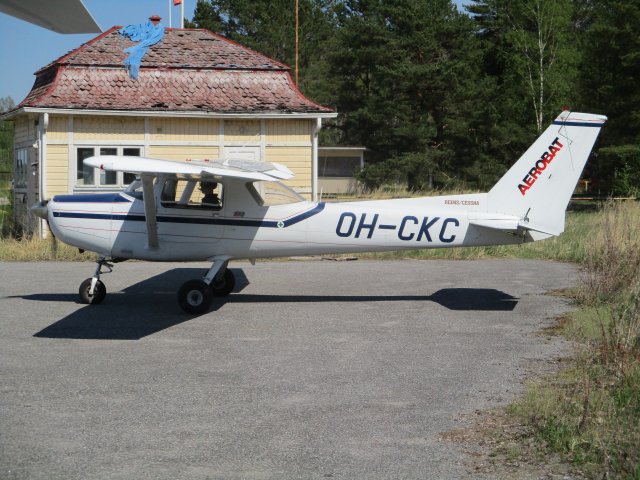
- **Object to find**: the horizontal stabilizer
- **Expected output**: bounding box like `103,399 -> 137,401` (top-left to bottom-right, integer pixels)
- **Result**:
469,213 -> 560,237
468,213 -> 520,231
517,221 -> 560,237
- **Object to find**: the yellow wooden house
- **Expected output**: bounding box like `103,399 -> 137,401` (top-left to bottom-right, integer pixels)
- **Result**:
3,26 -> 335,236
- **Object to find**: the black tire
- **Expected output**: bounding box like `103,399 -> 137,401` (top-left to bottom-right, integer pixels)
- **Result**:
210,269 -> 235,297
79,278 -> 107,305
178,279 -> 213,314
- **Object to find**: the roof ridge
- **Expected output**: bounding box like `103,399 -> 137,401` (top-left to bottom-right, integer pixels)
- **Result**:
17,64 -> 66,110
201,29 -> 290,71
35,26 -> 120,75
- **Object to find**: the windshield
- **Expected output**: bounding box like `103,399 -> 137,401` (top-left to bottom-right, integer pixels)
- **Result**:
248,181 -> 305,206
123,178 -> 143,200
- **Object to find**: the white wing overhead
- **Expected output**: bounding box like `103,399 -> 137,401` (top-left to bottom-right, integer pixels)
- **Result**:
84,155 -> 295,182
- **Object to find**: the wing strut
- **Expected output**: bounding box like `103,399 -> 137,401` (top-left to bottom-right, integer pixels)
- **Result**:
141,174 -> 159,249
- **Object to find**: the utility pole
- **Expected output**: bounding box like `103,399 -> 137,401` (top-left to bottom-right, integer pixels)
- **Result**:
295,0 -> 299,86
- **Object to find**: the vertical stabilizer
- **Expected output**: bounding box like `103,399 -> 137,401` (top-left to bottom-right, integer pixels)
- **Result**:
487,111 -> 607,235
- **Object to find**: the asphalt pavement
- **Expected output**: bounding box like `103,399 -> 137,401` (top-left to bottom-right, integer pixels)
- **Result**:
0,259 -> 577,479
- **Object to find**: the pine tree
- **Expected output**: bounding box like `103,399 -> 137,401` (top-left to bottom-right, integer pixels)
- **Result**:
468,0 -> 579,130
332,0 -> 488,190
577,0 -> 640,195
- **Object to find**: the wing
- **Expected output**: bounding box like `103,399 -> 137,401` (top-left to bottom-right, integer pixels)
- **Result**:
83,155 -> 295,181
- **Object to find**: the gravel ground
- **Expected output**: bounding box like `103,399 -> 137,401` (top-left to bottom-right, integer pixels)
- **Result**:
0,259 -> 577,479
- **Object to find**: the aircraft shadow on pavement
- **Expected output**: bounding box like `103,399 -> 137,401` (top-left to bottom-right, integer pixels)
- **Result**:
222,288 -> 518,312
31,268 -> 250,341
27,268 -> 517,340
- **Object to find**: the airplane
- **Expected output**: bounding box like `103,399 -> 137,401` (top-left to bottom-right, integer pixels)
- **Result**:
32,110 -> 607,314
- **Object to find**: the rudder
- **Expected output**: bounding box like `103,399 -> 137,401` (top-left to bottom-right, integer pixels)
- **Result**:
487,111 -> 607,236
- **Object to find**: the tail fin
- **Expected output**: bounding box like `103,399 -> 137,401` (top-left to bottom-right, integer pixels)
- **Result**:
487,111 -> 607,236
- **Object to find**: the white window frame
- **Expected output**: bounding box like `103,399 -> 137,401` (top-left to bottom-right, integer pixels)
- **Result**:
74,146 -> 142,190
14,147 -> 29,190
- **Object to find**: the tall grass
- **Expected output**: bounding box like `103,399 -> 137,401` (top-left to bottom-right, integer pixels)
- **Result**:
581,201 -> 640,303
506,201 -> 640,478
0,235 -> 89,261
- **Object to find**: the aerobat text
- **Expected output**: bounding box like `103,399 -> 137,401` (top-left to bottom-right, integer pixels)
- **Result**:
518,137 -> 564,196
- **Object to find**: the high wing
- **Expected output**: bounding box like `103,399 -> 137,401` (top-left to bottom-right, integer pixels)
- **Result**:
84,155 -> 295,182
83,155 -> 295,250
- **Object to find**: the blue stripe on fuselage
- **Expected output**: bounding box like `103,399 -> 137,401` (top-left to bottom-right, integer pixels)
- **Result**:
53,193 -> 132,203
52,202 -> 326,228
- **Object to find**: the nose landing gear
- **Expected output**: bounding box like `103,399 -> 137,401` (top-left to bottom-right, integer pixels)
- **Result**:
78,257 -> 112,304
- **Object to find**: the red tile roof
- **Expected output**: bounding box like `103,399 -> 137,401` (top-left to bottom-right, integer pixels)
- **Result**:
17,27 -> 332,114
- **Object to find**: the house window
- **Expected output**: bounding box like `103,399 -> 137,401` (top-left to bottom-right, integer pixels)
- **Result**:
14,148 -> 28,189
76,147 -> 141,187
319,156 -> 362,177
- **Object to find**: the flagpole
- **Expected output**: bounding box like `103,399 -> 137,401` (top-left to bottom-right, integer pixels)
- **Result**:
295,0 -> 299,86
181,0 -> 184,28
169,0 -> 172,28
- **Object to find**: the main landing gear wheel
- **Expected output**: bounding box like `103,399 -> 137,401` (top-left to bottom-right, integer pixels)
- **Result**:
210,269 -> 235,297
178,279 -> 213,314
79,278 -> 106,304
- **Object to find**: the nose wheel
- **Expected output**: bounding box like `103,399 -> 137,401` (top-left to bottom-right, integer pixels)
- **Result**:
78,257 -> 112,305
79,278 -> 106,304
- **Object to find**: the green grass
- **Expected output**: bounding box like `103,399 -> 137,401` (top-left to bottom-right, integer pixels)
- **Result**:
508,359 -> 640,478
500,201 -> 640,479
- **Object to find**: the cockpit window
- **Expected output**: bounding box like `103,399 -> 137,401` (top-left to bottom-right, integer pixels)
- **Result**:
247,181 -> 305,206
160,179 -> 223,210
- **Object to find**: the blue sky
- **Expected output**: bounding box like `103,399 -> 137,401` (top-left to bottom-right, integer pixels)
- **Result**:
0,0 -> 469,105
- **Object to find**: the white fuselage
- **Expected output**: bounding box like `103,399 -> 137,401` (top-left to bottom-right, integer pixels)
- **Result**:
47,179 -> 524,262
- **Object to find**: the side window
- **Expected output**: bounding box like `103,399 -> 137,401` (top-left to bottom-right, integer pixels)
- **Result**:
99,147 -> 117,185
14,148 -> 28,189
161,179 -> 223,210
76,146 -> 141,187
77,148 -> 95,185
247,181 -> 304,206
122,148 -> 139,185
